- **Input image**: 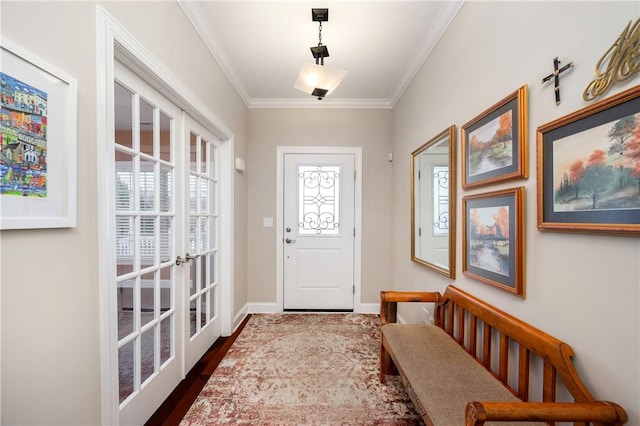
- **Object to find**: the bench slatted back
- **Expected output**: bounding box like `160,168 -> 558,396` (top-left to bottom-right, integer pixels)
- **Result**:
434,286 -> 595,417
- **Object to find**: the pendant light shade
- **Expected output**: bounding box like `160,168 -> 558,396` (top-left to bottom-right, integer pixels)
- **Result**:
294,62 -> 348,100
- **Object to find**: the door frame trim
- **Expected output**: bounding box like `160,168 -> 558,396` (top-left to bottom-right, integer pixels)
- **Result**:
96,7 -> 234,424
275,146 -> 362,312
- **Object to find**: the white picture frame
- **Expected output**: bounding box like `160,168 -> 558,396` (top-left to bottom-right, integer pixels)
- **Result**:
1,38 -> 77,229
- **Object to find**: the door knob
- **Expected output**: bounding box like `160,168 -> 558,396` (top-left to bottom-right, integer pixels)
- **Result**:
285,238 -> 296,244
176,253 -> 199,265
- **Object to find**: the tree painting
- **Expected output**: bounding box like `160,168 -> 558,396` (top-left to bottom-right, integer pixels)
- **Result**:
469,205 -> 510,277
468,111 -> 513,177
554,113 -> 640,211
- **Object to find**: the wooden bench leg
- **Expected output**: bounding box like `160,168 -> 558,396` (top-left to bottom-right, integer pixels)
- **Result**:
380,341 -> 398,383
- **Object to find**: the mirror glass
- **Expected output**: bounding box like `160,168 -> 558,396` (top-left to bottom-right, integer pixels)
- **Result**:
411,125 -> 456,278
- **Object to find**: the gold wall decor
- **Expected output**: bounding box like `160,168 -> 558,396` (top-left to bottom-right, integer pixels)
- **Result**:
583,17 -> 640,101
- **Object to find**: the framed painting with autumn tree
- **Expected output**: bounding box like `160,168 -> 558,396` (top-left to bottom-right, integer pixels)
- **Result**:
537,85 -> 640,236
462,85 -> 528,189
463,187 -> 525,297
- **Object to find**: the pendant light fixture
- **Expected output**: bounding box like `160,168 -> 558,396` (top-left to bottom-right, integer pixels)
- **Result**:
294,8 -> 348,100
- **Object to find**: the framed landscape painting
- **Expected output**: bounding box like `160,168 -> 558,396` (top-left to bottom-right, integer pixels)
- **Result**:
537,85 -> 640,236
462,85 -> 528,189
463,187 -> 525,297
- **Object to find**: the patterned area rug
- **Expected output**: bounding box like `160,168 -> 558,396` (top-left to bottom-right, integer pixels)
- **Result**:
181,313 -> 424,425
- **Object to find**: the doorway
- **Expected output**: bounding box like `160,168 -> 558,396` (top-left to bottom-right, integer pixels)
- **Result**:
97,10 -> 234,425
276,147 -> 362,312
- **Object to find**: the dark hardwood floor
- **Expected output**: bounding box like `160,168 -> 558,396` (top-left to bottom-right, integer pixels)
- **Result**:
145,315 -> 251,426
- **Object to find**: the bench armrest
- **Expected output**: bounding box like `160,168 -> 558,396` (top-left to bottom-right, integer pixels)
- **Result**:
466,401 -> 628,425
380,291 -> 440,325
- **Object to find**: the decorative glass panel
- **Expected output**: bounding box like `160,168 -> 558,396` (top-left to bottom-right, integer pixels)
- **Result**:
297,165 -> 341,235
432,166 -> 449,235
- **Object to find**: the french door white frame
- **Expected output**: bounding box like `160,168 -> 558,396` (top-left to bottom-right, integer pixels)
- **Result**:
96,8 -> 234,425
275,146 -> 362,312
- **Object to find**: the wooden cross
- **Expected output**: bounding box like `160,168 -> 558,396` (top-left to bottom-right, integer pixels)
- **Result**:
541,57 -> 574,105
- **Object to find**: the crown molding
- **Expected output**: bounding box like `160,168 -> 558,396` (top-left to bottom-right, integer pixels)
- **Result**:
178,0 -> 251,106
389,0 -> 465,107
249,97 -> 392,109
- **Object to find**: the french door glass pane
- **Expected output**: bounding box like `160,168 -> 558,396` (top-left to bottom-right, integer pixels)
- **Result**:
159,164 -> 172,213
140,160 -> 155,211
189,299 -> 197,337
117,279 -> 134,339
140,271 -> 155,327
159,112 -> 171,162
140,98 -> 154,156
140,328 -> 155,384
115,151 -> 134,211
160,317 -> 171,365
209,283 -> 216,321
114,83 -> 133,149
200,139 -> 207,175
189,133 -> 197,172
200,295 -> 206,328
119,340 -> 134,403
160,267 -> 171,310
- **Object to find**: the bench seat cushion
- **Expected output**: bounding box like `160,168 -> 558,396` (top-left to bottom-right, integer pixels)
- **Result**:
381,323 -> 545,426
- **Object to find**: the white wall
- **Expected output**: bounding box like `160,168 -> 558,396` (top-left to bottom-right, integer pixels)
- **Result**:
0,1 -> 248,424
392,2 -> 639,424
247,108 -> 393,307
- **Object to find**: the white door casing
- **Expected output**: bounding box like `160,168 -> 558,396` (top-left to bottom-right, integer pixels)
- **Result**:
276,147 -> 362,312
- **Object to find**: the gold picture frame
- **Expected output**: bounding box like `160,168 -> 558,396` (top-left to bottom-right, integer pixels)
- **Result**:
462,85 -> 528,190
462,187 -> 526,297
537,84 -> 640,236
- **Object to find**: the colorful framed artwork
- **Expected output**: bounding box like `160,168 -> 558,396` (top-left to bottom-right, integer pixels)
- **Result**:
461,85 -> 528,189
1,38 -> 77,229
537,85 -> 640,236
462,187 -> 525,297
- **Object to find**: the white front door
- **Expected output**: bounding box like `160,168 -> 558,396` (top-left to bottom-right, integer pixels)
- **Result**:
183,116 -> 222,371
283,153 -> 355,310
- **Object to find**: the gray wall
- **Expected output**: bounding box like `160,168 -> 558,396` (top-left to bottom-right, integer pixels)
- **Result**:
392,2 -> 639,424
0,1 -> 248,424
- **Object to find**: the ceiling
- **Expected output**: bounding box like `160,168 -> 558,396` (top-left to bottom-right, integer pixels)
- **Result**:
178,1 -> 464,109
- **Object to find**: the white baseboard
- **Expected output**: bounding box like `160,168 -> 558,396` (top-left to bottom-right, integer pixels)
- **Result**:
245,302 -> 380,314
247,302 -> 280,313
357,303 -> 379,314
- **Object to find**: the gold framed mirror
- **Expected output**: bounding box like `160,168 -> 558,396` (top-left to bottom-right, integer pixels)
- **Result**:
411,125 -> 456,278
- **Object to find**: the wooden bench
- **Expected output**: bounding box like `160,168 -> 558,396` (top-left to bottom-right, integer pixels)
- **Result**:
379,285 -> 627,425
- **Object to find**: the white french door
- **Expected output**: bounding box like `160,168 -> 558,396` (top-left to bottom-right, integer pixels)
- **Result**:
183,116 -> 222,371
112,63 -> 222,425
114,62 -> 184,425
283,153 -> 356,310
